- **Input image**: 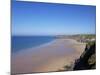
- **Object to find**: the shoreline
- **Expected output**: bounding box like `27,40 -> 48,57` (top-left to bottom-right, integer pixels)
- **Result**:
12,38 -> 57,55
11,38 -> 86,74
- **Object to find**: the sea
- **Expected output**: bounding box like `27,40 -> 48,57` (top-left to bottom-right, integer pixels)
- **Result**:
11,36 -> 55,53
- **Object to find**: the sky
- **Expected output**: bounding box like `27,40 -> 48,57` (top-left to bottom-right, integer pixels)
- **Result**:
12,0 -> 96,36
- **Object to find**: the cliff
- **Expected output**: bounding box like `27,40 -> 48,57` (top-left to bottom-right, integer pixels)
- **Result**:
73,41 -> 96,70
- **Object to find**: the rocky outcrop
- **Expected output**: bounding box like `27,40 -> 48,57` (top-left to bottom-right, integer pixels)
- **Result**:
73,42 -> 96,70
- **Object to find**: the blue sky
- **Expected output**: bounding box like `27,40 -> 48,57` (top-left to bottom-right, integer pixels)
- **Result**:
12,1 -> 96,36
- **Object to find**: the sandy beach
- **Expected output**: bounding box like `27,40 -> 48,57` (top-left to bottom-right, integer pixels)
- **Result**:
11,39 -> 86,74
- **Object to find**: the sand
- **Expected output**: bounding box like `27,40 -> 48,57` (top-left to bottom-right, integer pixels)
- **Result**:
11,39 -> 86,74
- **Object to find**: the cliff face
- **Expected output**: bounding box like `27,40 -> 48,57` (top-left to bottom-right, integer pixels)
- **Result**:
73,42 -> 96,70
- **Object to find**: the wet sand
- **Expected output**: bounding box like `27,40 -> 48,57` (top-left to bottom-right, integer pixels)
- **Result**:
11,39 -> 86,74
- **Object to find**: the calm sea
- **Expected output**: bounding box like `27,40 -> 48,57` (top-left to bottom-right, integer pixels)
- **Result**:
11,36 -> 55,53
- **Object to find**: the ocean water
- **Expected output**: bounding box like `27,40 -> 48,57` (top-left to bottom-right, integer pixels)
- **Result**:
11,36 -> 55,53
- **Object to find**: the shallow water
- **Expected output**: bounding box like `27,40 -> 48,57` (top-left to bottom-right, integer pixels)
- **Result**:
12,36 -> 55,53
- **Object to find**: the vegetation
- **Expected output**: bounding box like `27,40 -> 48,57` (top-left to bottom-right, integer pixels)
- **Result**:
56,34 -> 95,43
70,34 -> 95,43
73,41 -> 96,70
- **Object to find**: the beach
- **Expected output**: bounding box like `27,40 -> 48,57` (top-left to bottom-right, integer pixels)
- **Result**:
11,38 -> 86,74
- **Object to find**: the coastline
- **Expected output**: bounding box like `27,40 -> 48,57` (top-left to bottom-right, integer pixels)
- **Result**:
12,38 -> 56,55
11,38 -> 86,74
